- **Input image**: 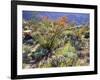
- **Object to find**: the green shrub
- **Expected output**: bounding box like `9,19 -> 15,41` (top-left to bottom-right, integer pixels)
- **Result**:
31,48 -> 48,59
54,41 -> 78,66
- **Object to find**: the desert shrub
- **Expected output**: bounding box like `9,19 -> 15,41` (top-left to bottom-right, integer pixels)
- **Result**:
55,55 -> 67,67
54,41 -> 78,66
38,58 -> 52,68
38,53 -> 78,67
55,41 -> 76,56
31,48 -> 49,60
76,58 -> 89,66
31,20 -> 68,51
38,55 -> 67,67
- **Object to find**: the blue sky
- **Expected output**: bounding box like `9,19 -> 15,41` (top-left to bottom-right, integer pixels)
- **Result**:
23,11 -> 90,25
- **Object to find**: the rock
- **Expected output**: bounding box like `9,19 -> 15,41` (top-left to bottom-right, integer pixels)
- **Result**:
23,35 -> 33,45
25,39 -> 33,45
24,30 -> 32,35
